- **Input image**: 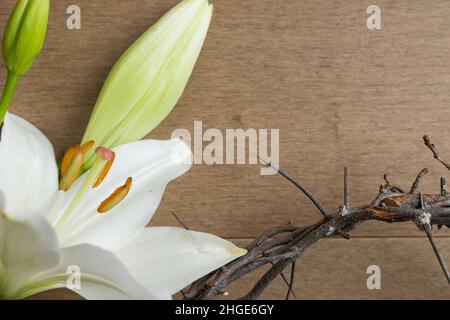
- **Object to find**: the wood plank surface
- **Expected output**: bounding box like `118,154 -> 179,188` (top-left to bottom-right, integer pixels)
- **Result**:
1,0 -> 450,299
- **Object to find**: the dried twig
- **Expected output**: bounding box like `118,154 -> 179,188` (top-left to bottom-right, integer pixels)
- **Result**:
423,224 -> 450,285
424,135 -> 450,171
272,262 -> 297,299
258,157 -> 331,219
170,210 -> 190,230
344,167 -> 349,210
409,168 -> 429,194
185,135 -> 450,300
414,193 -> 450,284
285,260 -> 297,300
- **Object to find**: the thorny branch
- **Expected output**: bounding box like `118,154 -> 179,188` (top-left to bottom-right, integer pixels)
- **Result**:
184,135 -> 450,300
424,135 -> 450,171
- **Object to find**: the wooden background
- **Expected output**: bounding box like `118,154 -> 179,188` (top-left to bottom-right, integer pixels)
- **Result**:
1,0 -> 450,299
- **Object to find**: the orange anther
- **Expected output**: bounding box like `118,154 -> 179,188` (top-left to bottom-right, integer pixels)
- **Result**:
97,177 -> 132,213
59,150 -> 85,191
93,149 -> 116,188
80,140 -> 95,154
60,145 -> 79,178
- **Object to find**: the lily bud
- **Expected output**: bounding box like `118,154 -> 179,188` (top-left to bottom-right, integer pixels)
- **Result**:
81,0 -> 213,169
0,0 -> 49,124
3,0 -> 49,76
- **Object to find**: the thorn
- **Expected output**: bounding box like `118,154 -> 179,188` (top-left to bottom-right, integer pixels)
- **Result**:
170,210 -> 190,230
336,228 -> 351,240
344,167 -> 349,210
441,177 -> 448,196
409,168 -> 429,194
272,262 -> 297,299
419,193 -> 425,210
285,260 -> 297,300
423,224 -> 450,286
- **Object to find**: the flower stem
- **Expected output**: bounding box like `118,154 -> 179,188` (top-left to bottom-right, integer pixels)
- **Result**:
0,72 -> 20,124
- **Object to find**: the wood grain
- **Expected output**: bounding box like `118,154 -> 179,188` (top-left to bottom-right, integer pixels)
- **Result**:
1,0 -> 450,298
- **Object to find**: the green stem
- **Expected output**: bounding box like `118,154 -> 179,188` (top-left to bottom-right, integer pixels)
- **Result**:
0,72 -> 19,124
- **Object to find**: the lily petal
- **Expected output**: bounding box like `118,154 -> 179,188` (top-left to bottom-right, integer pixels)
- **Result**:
0,208 -> 59,298
0,113 -> 58,215
59,190 -> 165,251
56,139 -> 192,251
27,244 -> 170,300
116,227 -> 247,295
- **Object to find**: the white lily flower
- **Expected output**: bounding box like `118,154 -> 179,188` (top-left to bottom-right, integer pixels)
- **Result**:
0,113 -> 246,300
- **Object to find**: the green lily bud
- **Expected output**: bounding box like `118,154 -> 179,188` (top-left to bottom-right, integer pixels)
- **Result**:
3,0 -> 49,76
0,0 -> 49,123
81,0 -> 213,169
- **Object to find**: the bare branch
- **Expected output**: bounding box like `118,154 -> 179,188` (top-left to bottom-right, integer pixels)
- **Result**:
423,224 -> 450,285
187,141 -> 450,300
277,266 -> 298,299
285,260 -> 297,300
424,135 -> 450,171
241,258 -> 293,300
246,224 -> 297,250
258,157 -> 331,219
382,174 -> 405,194
409,168 -> 429,194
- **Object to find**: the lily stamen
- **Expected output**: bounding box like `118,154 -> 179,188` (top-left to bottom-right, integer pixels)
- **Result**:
93,149 -> 115,188
59,149 -> 84,191
60,146 -> 77,177
56,146 -> 115,228
59,141 -> 94,191
97,177 -> 132,213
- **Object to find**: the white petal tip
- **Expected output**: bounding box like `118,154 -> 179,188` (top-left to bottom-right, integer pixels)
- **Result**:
170,139 -> 193,166
228,246 -> 247,257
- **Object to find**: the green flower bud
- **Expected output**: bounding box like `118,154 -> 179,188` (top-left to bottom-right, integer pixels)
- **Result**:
3,0 -> 49,76
0,0 -> 49,124
81,0 -> 213,169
